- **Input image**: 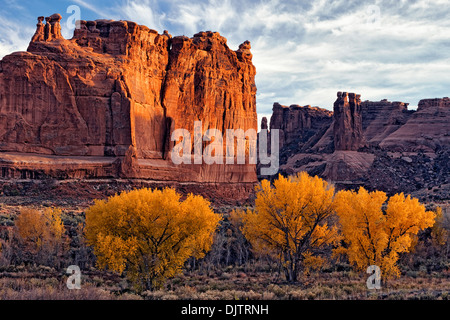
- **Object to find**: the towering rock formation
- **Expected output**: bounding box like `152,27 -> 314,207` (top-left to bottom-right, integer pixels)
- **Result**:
261,117 -> 268,130
0,14 -> 258,200
49,13 -> 63,40
31,16 -> 45,42
333,92 -> 364,151
163,31 -> 257,158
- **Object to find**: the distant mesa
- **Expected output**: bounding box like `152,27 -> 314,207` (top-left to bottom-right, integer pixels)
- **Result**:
265,91 -> 450,200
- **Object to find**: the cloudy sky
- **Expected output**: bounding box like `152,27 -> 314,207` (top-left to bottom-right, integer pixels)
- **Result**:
1,0 -> 449,124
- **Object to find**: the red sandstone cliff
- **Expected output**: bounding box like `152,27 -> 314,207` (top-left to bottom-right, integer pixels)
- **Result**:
333,92 -> 365,151
361,99 -> 411,146
268,102 -> 333,149
0,14 -> 257,188
379,97 -> 450,152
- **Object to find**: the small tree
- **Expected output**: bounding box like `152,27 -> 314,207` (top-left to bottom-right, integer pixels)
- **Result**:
228,210 -> 252,266
240,173 -> 340,283
14,207 -> 66,266
431,207 -> 449,255
334,188 -> 436,278
85,187 -> 221,291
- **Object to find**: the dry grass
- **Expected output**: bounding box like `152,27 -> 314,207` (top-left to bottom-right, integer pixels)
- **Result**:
0,269 -> 141,300
141,268 -> 450,300
0,266 -> 448,300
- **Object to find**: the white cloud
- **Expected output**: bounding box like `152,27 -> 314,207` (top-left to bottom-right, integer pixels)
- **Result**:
112,0 -> 450,114
120,0 -> 166,31
246,0 -> 450,113
165,0 -> 238,38
0,15 -> 33,58
71,0 -> 115,19
1,0 -> 449,118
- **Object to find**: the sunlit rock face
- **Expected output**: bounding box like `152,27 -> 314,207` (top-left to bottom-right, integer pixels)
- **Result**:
0,15 -> 258,202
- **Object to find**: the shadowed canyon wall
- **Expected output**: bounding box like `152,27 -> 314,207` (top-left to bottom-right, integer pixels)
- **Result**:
267,92 -> 450,200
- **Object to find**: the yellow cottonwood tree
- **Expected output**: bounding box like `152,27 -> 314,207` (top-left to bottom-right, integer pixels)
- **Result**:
15,207 -> 65,254
240,173 -> 340,283
85,188 -> 221,291
334,188 -> 436,277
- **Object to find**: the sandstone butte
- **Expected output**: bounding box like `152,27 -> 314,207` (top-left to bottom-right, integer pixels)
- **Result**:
0,14 -> 258,203
265,91 -> 450,201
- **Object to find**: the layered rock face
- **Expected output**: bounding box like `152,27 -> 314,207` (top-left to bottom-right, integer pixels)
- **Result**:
163,33 -> 256,156
0,15 -> 257,191
379,97 -> 450,152
269,102 -> 333,149
270,92 -> 449,200
361,99 -> 411,146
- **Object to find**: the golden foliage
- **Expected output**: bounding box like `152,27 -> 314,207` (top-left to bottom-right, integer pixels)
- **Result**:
334,188 -> 436,278
15,207 -> 65,254
85,187 -> 221,291
240,172 -> 340,282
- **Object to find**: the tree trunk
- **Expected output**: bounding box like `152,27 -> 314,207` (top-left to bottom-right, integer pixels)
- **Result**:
283,257 -> 297,283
